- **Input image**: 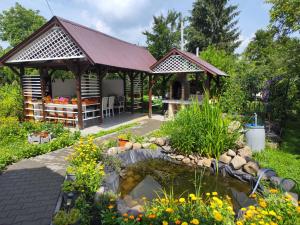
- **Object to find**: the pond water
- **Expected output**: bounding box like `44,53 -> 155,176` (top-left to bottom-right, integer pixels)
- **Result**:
119,159 -> 255,211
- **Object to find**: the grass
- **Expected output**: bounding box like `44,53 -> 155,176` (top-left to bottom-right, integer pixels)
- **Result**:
254,113 -> 300,189
93,122 -> 139,138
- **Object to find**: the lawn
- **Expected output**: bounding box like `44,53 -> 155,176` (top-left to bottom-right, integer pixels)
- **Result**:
254,113 -> 300,188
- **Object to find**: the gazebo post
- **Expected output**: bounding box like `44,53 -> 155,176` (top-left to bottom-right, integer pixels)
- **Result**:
39,67 -> 47,121
75,70 -> 83,129
148,74 -> 153,118
204,71 -> 212,96
130,72 -> 135,114
19,66 -> 26,119
121,73 -> 127,111
97,68 -> 106,124
140,73 -> 144,112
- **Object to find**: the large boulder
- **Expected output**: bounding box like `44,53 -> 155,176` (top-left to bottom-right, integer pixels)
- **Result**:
219,153 -> 232,164
132,143 -> 142,150
230,155 -> 247,169
227,149 -> 236,157
270,177 -> 296,192
243,161 -> 260,176
124,142 -> 133,150
155,137 -> 166,146
235,139 -> 245,149
202,158 -> 212,168
237,146 -> 252,158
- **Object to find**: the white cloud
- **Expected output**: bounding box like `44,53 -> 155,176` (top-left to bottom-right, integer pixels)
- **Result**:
80,10 -> 113,35
78,0 -> 150,20
236,33 -> 255,54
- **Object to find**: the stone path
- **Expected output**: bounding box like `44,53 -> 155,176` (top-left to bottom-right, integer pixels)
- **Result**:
0,117 -> 163,225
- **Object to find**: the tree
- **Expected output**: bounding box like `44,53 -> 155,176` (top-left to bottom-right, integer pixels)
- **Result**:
143,10 -> 182,60
0,3 -> 46,47
186,0 -> 241,54
266,0 -> 300,35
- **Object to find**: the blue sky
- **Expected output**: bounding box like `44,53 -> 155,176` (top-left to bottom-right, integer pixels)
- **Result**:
0,0 -> 271,53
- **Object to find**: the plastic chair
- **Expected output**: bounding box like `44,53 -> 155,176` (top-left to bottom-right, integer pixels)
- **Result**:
102,97 -> 109,118
108,96 -> 115,117
114,96 -> 125,114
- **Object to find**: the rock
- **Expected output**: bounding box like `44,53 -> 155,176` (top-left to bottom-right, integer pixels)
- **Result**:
235,139 -> 245,149
257,169 -> 277,180
155,137 -> 166,146
132,143 -> 142,150
120,169 -> 127,178
162,145 -> 172,152
124,142 -> 133,150
230,155 -> 247,170
266,141 -> 279,149
149,137 -> 157,143
142,143 -> 151,149
243,161 -> 260,175
129,204 -> 144,214
107,147 -> 119,155
238,146 -> 252,158
123,195 -> 138,208
219,153 -> 232,164
168,154 -> 177,159
176,155 -> 185,160
227,149 -> 236,157
94,186 -> 105,202
197,160 -> 203,167
286,192 -> 298,206
270,177 -> 296,192
189,155 -> 195,160
228,121 -> 241,133
182,157 -> 191,164
202,158 -> 212,168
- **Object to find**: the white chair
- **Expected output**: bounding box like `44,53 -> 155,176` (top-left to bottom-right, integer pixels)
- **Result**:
114,96 -> 125,114
108,96 -> 115,117
102,97 -> 109,118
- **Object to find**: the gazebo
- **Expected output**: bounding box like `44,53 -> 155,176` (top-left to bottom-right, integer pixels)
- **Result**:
0,16 -> 227,128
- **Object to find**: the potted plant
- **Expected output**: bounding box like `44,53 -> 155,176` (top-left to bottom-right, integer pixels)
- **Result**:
71,98 -> 77,105
117,132 -> 132,147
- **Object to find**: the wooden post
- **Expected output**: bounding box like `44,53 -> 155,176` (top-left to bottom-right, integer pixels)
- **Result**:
140,73 -> 144,112
216,75 -> 220,90
39,68 -> 47,121
130,72 -> 134,114
148,74 -> 153,118
122,73 -> 127,111
75,71 -> 83,129
204,71 -> 212,96
97,69 -> 106,124
19,66 -> 26,120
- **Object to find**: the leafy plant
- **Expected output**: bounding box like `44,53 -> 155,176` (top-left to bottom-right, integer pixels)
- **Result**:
117,132 -> 132,141
53,208 -> 80,225
161,94 -> 239,158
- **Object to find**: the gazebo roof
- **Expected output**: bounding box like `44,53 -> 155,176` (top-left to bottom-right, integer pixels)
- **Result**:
0,16 -> 156,72
151,48 -> 227,76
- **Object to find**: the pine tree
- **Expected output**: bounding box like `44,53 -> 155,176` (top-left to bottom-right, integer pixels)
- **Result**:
186,0 -> 241,53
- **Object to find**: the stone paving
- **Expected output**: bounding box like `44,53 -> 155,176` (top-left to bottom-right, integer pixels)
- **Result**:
0,117 -> 163,225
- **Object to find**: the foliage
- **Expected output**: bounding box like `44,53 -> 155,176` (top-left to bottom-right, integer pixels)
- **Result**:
161,94 -> 239,158
237,190 -> 300,225
0,84 -> 23,119
0,2 -> 46,47
266,0 -> 300,35
186,0 -> 241,53
117,132 -> 133,141
74,195 -> 94,225
67,137 -> 104,195
0,119 -> 79,171
53,208 -> 80,225
143,10 -> 182,60
93,122 -> 138,138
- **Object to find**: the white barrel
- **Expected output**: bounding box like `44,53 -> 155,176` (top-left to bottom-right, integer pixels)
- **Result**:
245,125 -> 265,152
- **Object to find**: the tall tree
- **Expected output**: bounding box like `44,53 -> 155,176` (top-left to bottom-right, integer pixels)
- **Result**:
266,0 -> 300,35
0,3 -> 46,47
143,10 -> 182,60
186,0 -> 241,53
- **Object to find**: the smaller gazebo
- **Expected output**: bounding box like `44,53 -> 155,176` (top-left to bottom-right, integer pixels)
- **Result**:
149,48 -> 227,117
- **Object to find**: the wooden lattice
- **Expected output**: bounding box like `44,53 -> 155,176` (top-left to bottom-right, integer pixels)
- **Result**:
7,26 -> 85,63
152,54 -> 202,73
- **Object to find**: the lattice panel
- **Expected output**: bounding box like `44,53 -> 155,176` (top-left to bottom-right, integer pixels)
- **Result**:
81,74 -> 100,99
7,26 -> 85,63
152,54 -> 202,73
22,75 -> 41,98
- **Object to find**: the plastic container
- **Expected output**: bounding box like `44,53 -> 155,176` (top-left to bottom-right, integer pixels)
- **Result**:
245,124 -> 265,152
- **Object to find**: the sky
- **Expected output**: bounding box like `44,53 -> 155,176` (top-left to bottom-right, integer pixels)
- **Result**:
0,0 -> 271,53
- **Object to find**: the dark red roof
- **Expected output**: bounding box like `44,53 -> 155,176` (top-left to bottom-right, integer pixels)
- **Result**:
151,48 -> 227,76
0,16 -> 156,72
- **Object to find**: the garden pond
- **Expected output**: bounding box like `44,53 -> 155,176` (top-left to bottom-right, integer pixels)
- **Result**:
119,159 -> 255,212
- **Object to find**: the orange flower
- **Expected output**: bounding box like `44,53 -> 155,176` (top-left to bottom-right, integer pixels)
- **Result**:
129,215 -> 135,220
175,220 -> 181,224
123,213 -> 128,217
148,214 -> 156,219
108,205 -> 114,209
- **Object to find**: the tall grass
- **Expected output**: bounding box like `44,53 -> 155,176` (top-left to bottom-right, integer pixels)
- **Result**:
161,94 -> 239,158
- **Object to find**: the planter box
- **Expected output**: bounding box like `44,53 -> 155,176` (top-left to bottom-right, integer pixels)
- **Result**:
28,132 -> 52,144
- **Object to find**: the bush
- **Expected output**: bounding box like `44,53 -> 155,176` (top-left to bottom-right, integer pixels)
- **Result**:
161,94 -> 239,158
0,84 -> 23,119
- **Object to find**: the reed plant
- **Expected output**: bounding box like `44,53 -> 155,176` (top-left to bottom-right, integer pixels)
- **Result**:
161,93 -> 239,159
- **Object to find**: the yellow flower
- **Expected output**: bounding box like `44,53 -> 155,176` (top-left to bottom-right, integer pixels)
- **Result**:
191,196 -> 197,201
249,193 -> 257,198
189,193 -> 196,198
249,205 -> 255,210
241,208 -> 247,211
297,206 -> 300,213
190,218 -> 199,225
181,222 -> 188,225
213,210 -> 223,221
165,208 -> 174,213
269,188 -> 278,194
212,192 -> 218,196
123,218 -> 128,222
179,198 -> 185,203
236,221 -> 243,225
270,222 -> 278,225
206,193 -> 211,196
259,200 -> 267,208
108,204 -> 114,209
163,221 -> 168,225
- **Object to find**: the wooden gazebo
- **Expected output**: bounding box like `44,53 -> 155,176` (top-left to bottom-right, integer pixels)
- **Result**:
0,16 -> 156,129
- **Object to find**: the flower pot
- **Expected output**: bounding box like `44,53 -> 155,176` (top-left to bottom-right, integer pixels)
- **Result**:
118,139 -> 129,147
71,100 -> 77,105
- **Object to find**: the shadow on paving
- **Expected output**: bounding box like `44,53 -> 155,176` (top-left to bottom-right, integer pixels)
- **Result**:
0,166 -> 63,225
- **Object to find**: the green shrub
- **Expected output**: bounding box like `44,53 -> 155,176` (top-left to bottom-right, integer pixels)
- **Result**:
0,84 -> 23,119
161,94 -> 239,158
53,208 -> 80,225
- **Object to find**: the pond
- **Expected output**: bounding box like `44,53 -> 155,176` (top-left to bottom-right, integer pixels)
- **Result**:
119,159 -> 255,211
